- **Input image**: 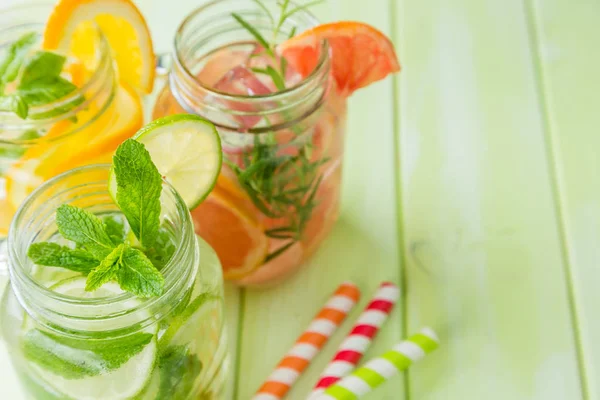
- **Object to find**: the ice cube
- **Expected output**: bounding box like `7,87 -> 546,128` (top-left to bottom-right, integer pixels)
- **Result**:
213,66 -> 273,129
214,65 -> 273,96
196,49 -> 252,87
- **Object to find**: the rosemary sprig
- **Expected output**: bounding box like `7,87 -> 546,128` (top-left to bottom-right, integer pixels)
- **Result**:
232,0 -> 324,90
228,0 -> 328,262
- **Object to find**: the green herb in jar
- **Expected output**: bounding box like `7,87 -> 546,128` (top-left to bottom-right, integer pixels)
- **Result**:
0,32 -> 83,119
27,139 -> 172,297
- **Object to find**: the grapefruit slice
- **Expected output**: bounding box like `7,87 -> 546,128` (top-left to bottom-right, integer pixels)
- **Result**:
279,21 -> 400,96
191,189 -> 268,280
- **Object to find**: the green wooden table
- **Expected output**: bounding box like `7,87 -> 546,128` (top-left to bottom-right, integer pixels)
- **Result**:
1,0 -> 598,399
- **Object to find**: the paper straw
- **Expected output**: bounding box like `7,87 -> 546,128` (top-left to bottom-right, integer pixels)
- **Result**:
252,282 -> 361,400
315,328 -> 439,400
310,282 -> 400,398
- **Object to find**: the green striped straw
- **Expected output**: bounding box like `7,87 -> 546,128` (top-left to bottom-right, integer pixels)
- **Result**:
316,328 -> 439,400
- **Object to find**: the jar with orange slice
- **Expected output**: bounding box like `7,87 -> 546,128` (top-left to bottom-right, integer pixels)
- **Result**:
152,0 -> 400,285
0,0 -> 155,244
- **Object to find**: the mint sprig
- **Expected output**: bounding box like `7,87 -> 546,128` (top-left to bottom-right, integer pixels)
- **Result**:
27,139 -> 169,297
85,244 -> 126,292
113,139 -> 162,248
0,32 -> 83,119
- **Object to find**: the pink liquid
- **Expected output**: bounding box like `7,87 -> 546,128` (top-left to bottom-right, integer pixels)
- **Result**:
153,43 -> 346,286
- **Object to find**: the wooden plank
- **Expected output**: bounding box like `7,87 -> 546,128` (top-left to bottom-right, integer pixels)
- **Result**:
527,0 -> 600,397
393,0 -> 584,398
235,1 -> 406,399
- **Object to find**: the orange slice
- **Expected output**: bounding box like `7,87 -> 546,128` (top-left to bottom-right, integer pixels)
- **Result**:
0,199 -> 16,238
4,82 -> 142,210
52,82 -> 143,172
191,189 -> 269,280
43,0 -> 155,93
279,21 -> 400,96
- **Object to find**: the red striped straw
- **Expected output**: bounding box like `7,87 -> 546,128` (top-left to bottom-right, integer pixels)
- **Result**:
252,282 -> 361,400
309,282 -> 400,398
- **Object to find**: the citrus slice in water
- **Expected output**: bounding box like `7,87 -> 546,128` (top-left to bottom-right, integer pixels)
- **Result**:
4,82 -> 142,211
110,114 -> 222,210
43,0 -> 155,93
279,21 -> 400,96
25,277 -> 157,400
191,189 -> 268,280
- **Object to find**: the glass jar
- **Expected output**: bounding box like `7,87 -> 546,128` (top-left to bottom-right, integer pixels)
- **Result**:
0,165 -> 228,400
0,4 -> 143,240
153,0 -> 347,286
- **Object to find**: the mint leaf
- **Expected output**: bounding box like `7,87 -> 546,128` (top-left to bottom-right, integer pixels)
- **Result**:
86,244 -> 125,292
55,204 -> 115,260
157,346 -> 202,400
145,228 -> 175,270
0,32 -> 37,84
0,130 -> 39,173
20,51 -> 66,85
28,242 -> 98,273
103,216 -> 126,245
35,329 -> 153,370
22,329 -> 154,379
116,247 -> 164,297
22,329 -> 107,379
17,75 -> 84,120
113,139 -> 162,248
0,94 -> 28,118
18,76 -> 78,105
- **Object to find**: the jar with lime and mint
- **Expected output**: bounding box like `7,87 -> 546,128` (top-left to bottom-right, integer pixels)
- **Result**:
0,116 -> 227,400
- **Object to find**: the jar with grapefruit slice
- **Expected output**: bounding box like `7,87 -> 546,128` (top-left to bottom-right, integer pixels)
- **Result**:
153,0 -> 400,285
0,0 -> 155,245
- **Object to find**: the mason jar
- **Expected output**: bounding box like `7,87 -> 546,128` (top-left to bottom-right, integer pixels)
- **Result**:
153,0 -> 347,286
0,4 -> 143,241
0,165 -> 228,400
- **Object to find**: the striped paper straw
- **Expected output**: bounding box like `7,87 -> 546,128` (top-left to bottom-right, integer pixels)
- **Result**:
252,282 -> 361,400
310,282 -> 400,398
316,328 -> 439,400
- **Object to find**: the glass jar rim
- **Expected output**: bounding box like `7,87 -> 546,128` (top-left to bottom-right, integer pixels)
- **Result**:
8,164 -> 195,315
0,3 -> 114,141
172,0 -> 330,101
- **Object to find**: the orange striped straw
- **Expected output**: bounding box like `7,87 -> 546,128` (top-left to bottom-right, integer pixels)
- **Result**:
252,282 -> 361,400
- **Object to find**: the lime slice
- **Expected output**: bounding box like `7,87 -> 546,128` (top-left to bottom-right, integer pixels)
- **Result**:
24,277 -> 159,400
159,293 -> 221,349
133,368 -> 160,400
30,338 -> 157,400
109,115 -> 222,210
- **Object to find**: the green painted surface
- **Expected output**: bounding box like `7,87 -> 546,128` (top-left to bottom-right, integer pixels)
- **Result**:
394,0 -> 584,398
528,0 -> 600,397
1,0 -> 598,399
